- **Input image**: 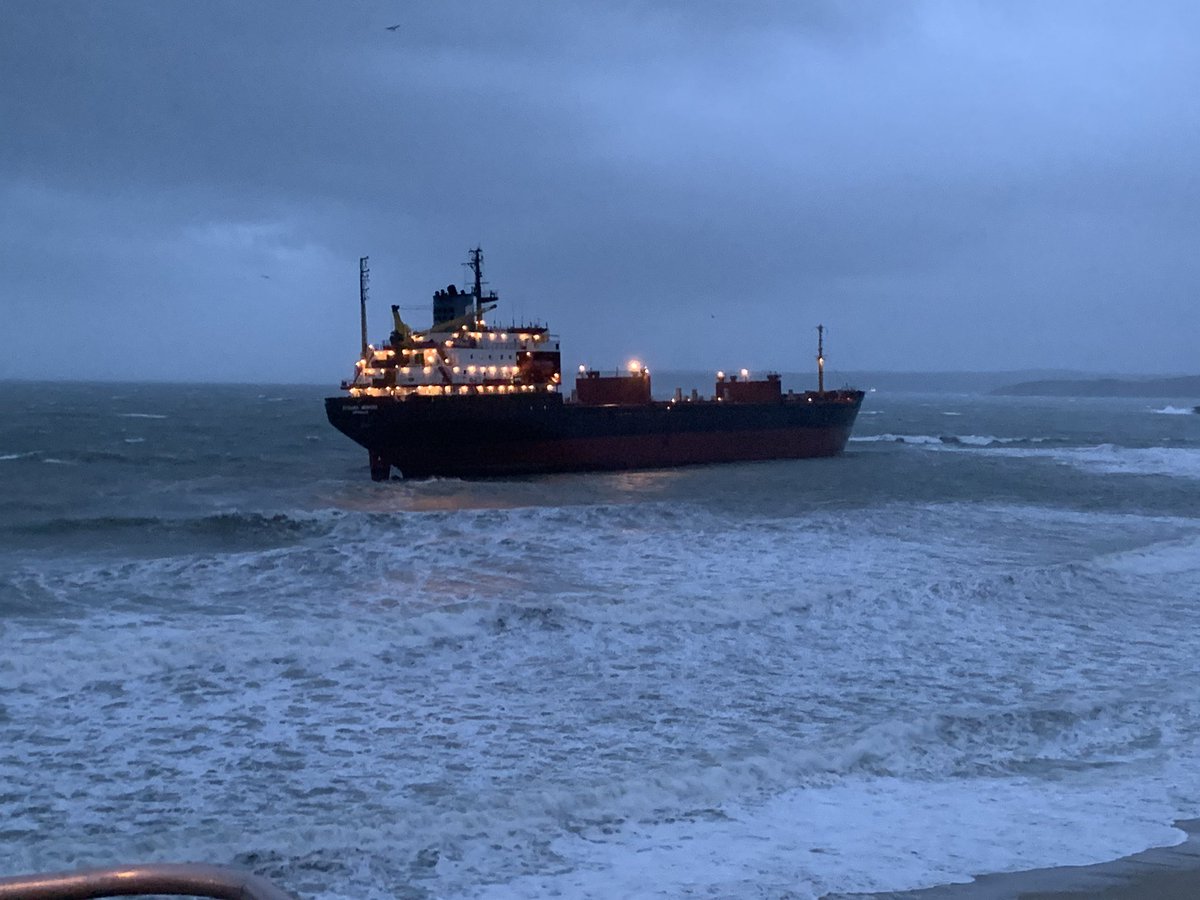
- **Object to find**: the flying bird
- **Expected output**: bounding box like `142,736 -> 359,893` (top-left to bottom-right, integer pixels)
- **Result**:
385,24 -> 401,31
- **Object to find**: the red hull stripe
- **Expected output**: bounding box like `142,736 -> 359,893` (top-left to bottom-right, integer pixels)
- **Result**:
391,426 -> 854,477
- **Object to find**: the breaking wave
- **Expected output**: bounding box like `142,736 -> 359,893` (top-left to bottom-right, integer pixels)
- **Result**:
851,435 -> 1200,478
989,444 -> 1200,479
851,433 -> 1050,446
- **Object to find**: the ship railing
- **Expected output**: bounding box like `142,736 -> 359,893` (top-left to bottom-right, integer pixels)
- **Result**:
0,863 -> 296,900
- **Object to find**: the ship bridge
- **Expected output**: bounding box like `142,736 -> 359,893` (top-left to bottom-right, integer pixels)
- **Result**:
343,249 -> 561,399
348,325 -> 561,398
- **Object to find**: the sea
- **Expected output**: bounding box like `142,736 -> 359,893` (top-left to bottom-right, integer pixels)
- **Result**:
2,380 -> 1199,899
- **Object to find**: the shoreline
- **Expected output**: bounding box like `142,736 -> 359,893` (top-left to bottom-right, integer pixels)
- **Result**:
825,819 -> 1200,899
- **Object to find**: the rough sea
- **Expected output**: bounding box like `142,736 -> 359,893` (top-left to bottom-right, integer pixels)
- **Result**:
2,381 -> 1199,899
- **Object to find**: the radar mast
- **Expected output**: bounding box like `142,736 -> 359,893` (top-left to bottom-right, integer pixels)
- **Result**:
359,256 -> 370,357
817,324 -> 825,394
468,247 -> 485,326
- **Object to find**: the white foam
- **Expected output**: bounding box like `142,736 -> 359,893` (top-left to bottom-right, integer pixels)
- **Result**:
850,433 -> 944,444
994,444 -> 1200,478
851,436 -> 1200,476
123,437 -> 146,444
481,777 -> 1185,899
850,433 -> 1045,447
117,412 -> 168,419
1153,406 -> 1195,415
1094,535 -> 1200,576
5,500 -> 1200,898
955,434 -> 1002,445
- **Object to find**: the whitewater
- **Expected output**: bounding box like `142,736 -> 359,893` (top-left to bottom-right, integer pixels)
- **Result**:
2,383 -> 1199,898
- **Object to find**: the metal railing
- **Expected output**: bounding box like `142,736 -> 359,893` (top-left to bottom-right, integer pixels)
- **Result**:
0,863 -> 296,900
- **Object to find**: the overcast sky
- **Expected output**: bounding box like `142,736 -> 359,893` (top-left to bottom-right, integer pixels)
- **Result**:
2,1 -> 1197,382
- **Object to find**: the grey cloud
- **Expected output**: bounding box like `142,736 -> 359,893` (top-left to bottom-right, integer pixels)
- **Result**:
2,0 -> 1198,381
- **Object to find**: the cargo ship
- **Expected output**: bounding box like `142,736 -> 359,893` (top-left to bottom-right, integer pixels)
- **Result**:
325,250 -> 864,480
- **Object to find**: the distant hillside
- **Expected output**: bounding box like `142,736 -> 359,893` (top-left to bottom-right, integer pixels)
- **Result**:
832,370 -> 1089,394
651,370 -> 1087,396
992,376 -> 1200,397
651,370 -> 1167,396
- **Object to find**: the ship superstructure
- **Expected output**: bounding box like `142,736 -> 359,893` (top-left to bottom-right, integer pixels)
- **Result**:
327,249 -> 864,480
346,249 -> 562,400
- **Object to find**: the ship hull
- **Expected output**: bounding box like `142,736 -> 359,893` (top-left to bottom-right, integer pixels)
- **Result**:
325,392 -> 865,479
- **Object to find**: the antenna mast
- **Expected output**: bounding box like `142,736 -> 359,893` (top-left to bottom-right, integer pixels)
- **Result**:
468,247 -> 484,325
359,257 -> 370,357
817,324 -> 825,394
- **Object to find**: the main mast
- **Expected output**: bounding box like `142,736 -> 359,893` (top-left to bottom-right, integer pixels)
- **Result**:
468,247 -> 484,326
817,324 -> 825,394
359,256 -> 370,357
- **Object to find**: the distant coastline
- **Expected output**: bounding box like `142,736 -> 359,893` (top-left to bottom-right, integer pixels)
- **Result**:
2,371 -> 1197,398
991,375 -> 1200,398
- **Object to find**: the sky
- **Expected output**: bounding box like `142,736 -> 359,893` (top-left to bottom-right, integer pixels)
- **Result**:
2,0 -> 1198,383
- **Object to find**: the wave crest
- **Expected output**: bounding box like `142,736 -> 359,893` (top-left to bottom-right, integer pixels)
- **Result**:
5,510 -> 339,542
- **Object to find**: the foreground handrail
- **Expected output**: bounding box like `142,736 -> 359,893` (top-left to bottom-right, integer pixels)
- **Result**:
0,863 -> 296,900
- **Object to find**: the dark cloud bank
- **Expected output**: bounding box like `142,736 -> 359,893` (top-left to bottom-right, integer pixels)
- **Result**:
2,1 -> 1197,383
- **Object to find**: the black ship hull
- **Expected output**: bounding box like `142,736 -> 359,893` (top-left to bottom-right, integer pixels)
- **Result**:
325,392 -> 865,479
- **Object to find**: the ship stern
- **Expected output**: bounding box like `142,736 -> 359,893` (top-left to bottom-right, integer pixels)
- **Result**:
325,396 -> 393,480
